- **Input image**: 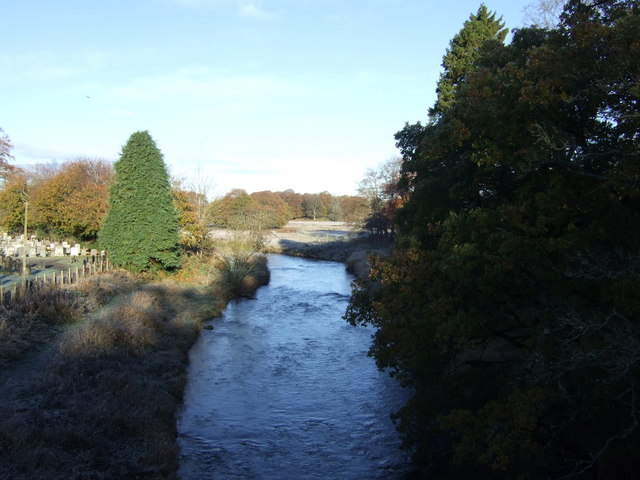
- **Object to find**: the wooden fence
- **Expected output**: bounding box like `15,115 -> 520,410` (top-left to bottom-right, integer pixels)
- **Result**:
0,257 -> 110,305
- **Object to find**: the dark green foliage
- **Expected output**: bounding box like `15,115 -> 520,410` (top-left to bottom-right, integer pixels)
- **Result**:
349,1 -> 640,478
430,4 -> 508,117
99,131 -> 180,272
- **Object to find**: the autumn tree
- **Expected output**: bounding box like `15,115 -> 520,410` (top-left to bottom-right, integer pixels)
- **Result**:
347,1 -> 640,477
314,191 -> 330,219
0,128 -> 16,181
0,128 -> 25,232
280,189 -> 305,219
172,181 -> 203,251
208,190 -> 268,230
0,128 -> 22,238
172,175 -> 218,253
328,196 -> 342,221
339,195 -> 369,223
99,131 -> 180,272
302,193 -> 322,220
29,159 -> 112,240
357,157 -> 404,236
0,171 -> 27,232
250,191 -> 291,227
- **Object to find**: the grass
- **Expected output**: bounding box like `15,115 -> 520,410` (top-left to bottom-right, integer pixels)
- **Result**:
0,287 -> 83,370
0,249 -> 270,480
178,233 -> 270,300
263,220 -> 392,264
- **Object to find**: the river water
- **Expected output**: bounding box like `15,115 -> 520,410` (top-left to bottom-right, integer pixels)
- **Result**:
177,254 -> 410,479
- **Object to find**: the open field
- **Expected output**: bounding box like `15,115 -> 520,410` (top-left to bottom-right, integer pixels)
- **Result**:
265,220 -> 388,262
210,220 -> 391,277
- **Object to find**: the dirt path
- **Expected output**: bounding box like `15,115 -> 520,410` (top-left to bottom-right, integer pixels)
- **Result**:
0,257 -> 84,289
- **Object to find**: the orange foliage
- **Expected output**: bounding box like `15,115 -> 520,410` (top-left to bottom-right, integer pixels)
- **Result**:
29,159 -> 113,239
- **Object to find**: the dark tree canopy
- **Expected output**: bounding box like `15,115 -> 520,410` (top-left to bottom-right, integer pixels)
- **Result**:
348,1 -> 640,478
430,4 -> 508,117
99,131 -> 180,272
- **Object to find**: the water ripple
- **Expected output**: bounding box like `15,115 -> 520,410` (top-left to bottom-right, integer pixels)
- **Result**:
178,254 -> 410,479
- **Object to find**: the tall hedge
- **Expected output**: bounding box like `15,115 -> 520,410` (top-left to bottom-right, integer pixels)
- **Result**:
99,131 -> 180,272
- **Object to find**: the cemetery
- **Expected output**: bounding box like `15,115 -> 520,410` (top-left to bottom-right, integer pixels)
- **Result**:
0,233 -> 109,303
0,232 -> 105,263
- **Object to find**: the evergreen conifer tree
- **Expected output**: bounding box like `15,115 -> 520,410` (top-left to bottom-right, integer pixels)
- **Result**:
429,4 -> 507,117
351,1 -> 640,476
99,131 -> 180,272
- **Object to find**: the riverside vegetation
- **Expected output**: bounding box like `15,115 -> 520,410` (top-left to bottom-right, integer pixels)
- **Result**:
0,114 -> 371,479
0,239 -> 269,480
347,2 -> 640,479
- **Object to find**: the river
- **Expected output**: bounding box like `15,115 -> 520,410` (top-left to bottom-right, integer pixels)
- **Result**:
177,254 -> 410,479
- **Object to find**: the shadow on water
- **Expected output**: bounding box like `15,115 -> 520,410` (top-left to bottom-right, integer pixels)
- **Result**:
178,254 -> 412,479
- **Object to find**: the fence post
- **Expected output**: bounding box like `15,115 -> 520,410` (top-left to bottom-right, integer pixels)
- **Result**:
75,266 -> 79,284
0,285 -> 3,304
67,268 -> 71,284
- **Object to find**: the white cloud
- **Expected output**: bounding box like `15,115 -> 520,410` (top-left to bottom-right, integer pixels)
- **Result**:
12,143 -> 111,167
238,1 -> 273,18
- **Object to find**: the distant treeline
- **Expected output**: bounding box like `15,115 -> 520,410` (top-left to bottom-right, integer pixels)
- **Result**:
0,157 -> 368,247
205,188 -> 369,229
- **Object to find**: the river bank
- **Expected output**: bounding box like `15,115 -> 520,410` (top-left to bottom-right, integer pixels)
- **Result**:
0,253 -> 269,480
209,221 -> 391,264
263,220 -> 391,280
0,225 -> 383,479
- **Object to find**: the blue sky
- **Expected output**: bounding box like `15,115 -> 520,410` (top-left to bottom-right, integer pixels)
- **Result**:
2,0 -> 537,196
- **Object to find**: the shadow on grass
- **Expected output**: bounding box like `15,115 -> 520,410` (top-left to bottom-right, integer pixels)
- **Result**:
272,236 -> 392,263
0,271 -> 233,480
